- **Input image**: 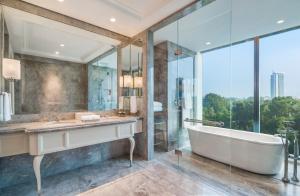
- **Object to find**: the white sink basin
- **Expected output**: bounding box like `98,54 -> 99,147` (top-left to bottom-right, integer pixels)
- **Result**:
44,121 -> 76,126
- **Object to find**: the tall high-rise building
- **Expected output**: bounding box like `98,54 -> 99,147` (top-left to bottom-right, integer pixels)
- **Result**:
270,72 -> 284,99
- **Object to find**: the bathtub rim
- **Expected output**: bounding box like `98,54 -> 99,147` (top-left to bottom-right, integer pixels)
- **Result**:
186,125 -> 284,146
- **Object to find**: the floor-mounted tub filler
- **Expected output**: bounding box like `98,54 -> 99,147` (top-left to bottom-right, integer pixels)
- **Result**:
187,125 -> 284,175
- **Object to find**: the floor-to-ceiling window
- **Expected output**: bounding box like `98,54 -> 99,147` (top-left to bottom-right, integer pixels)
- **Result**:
260,29 -> 300,153
231,41 -> 255,131
202,41 -> 254,131
202,46 -> 231,128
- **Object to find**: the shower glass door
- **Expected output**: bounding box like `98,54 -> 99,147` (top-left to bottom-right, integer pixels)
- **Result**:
169,54 -> 195,151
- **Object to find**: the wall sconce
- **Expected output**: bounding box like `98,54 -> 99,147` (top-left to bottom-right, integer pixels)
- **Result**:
2,58 -> 21,115
2,58 -> 21,80
119,76 -> 124,87
123,75 -> 133,88
120,75 -> 133,97
133,76 -> 143,88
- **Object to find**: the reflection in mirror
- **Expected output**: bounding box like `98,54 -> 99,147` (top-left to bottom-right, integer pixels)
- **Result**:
119,42 -> 143,114
88,49 -> 117,111
0,6 -> 120,118
120,43 -> 143,95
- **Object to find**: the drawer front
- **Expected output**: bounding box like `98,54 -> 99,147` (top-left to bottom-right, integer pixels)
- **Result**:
119,123 -> 135,138
69,125 -> 118,148
69,123 -> 135,148
0,133 -> 29,157
29,132 -> 67,155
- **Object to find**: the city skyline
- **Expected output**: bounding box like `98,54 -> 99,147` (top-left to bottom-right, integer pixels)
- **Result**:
270,72 -> 284,99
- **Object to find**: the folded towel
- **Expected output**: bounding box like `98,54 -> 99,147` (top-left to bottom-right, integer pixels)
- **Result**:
80,114 -> 100,122
154,106 -> 163,112
154,101 -> 162,108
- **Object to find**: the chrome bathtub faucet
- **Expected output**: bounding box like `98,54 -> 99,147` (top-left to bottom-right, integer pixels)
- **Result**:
291,130 -> 299,182
282,133 -> 290,183
281,121 -> 295,183
281,121 -> 299,183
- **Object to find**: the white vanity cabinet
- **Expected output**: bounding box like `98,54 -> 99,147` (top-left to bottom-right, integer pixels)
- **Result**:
28,121 -> 136,194
0,117 -> 141,194
28,122 -> 135,155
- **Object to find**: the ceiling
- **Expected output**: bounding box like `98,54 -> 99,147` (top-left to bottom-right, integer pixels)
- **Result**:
22,0 -> 195,37
154,0 -> 300,53
3,6 -> 120,63
91,44 -> 143,71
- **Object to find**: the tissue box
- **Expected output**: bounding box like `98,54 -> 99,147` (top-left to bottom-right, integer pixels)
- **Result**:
75,112 -> 100,121
80,115 -> 100,122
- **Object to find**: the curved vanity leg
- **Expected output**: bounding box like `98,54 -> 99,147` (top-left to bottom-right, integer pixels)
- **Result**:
33,155 -> 44,194
129,137 -> 135,167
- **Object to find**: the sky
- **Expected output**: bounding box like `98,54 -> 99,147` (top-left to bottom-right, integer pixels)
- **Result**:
202,28 -> 300,99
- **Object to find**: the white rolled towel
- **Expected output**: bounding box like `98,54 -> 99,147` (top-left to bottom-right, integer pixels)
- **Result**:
3,92 -> 11,121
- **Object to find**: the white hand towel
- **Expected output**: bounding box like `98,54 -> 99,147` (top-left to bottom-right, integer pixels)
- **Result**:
130,96 -> 137,114
137,97 -> 143,112
183,79 -> 193,109
0,94 -> 3,121
8,93 -> 13,115
3,92 -> 11,121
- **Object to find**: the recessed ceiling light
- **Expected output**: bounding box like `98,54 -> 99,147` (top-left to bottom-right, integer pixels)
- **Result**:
205,42 -> 211,45
60,44 -> 64,47
110,17 -> 116,22
277,19 -> 285,24
55,51 -> 60,55
57,0 -> 64,2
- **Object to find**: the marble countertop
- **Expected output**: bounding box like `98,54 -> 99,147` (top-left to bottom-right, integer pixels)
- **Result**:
0,116 -> 139,135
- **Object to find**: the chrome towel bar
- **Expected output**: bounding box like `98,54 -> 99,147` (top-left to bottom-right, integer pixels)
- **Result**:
184,118 -> 224,127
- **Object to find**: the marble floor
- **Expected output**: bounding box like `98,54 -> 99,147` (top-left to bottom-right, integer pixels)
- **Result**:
1,151 -> 300,196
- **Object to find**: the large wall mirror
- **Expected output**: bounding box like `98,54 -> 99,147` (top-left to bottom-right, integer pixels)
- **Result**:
0,6 -> 121,117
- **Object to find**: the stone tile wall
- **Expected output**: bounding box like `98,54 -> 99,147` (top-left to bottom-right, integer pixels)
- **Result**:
14,54 -> 88,114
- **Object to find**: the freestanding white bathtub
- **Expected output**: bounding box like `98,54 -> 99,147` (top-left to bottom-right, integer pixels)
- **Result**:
187,125 -> 284,175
